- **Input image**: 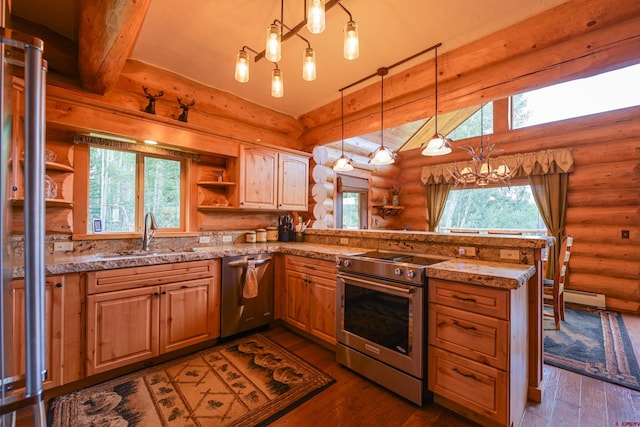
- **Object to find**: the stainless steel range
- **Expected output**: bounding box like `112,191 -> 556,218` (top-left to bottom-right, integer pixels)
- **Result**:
336,250 -> 447,405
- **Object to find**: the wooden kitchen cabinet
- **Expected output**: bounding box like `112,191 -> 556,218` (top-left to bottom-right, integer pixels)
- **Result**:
428,278 -> 528,427
239,146 -> 278,209
86,260 -> 219,375
278,152 -> 308,211
239,145 -> 309,211
11,273 -> 84,390
281,255 -> 336,345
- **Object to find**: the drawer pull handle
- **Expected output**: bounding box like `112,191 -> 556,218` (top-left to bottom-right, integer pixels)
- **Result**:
303,265 -> 316,270
453,367 -> 477,380
452,320 -> 477,331
452,294 -> 476,303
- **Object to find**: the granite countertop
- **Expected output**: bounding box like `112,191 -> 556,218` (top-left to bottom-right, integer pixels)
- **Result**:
13,243 -> 367,278
426,259 -> 537,290
13,243 -> 536,291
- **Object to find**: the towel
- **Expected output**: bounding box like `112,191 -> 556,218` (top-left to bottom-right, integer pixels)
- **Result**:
243,260 -> 259,299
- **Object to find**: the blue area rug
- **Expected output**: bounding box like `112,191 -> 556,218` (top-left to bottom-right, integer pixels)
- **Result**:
544,307 -> 640,391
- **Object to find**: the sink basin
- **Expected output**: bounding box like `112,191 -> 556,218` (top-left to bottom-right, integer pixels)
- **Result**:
94,249 -> 177,259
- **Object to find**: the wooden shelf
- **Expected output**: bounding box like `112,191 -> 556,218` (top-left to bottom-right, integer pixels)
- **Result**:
197,205 -> 234,211
197,181 -> 236,187
373,205 -> 404,218
45,161 -> 74,173
11,198 -> 73,208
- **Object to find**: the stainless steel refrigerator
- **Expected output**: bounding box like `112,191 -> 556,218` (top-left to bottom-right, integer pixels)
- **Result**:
0,2 -> 47,425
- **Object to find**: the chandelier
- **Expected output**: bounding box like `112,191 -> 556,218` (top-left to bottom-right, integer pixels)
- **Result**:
234,0 -> 359,98
450,104 -> 517,186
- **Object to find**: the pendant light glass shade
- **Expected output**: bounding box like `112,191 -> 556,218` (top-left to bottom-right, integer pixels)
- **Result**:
369,146 -> 395,165
302,47 -> 317,81
421,133 -> 452,156
271,67 -> 283,97
343,20 -> 359,60
234,49 -> 250,82
307,0 -> 326,34
265,23 -> 281,62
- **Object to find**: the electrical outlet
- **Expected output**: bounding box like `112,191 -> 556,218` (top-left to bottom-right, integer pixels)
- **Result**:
500,249 -> 520,260
458,246 -> 476,257
53,241 -> 73,252
222,235 -> 232,243
622,229 -> 630,239
198,236 -> 211,244
340,238 -> 349,245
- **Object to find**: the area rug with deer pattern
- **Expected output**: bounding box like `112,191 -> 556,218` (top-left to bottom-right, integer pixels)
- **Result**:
544,306 -> 640,392
49,333 -> 335,426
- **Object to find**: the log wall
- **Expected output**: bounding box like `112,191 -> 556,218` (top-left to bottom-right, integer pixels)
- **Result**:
395,106 -> 640,312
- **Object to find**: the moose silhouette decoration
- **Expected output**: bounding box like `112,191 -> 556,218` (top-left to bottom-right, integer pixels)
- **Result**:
142,86 -> 164,114
177,97 -> 196,123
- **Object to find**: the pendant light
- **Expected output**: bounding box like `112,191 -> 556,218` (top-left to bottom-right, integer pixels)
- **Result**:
271,64 -> 284,97
265,23 -> 281,62
338,3 -> 359,60
333,90 -> 354,172
306,0 -> 326,34
302,47 -> 317,81
422,46 -> 452,156
369,67 -> 396,165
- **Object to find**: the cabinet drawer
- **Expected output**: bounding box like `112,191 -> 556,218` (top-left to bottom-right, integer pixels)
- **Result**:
428,279 -> 509,320
429,303 -> 508,370
285,255 -> 336,281
428,346 -> 507,425
87,260 -> 216,294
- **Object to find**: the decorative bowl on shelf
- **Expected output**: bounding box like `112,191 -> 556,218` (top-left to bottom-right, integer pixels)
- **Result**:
44,175 -> 57,199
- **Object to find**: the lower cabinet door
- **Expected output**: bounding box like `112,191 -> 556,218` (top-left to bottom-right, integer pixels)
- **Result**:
87,287 -> 160,375
160,278 -> 215,353
429,346 -> 508,424
284,270 -> 310,331
308,275 -> 336,344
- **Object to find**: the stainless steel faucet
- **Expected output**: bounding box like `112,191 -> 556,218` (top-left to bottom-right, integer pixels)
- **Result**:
142,211 -> 158,250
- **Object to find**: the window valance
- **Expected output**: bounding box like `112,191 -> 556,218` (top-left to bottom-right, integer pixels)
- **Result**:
73,134 -> 201,162
420,148 -> 574,185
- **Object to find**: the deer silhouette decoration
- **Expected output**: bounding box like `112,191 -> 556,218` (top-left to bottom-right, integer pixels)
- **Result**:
177,97 -> 196,122
143,86 -> 164,114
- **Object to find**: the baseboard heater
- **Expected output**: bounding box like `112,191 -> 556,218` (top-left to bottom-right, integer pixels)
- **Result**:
563,290 -> 606,309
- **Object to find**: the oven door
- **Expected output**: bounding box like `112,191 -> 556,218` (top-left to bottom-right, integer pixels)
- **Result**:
336,273 -> 424,378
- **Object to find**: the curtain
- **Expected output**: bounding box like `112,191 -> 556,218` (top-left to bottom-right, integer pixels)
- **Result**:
420,148 -> 574,280
426,184 -> 451,231
528,173 -> 569,279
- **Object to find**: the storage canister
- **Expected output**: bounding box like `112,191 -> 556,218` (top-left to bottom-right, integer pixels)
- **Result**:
256,228 -> 267,243
266,226 -> 279,242
245,231 -> 256,243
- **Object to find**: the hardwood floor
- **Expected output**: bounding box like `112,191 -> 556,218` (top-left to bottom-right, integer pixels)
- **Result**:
13,312 -> 640,426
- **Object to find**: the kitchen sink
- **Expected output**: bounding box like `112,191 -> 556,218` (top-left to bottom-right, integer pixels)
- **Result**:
94,249 -> 179,259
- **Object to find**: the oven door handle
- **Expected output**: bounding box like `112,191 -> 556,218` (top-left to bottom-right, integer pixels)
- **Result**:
338,275 -> 416,296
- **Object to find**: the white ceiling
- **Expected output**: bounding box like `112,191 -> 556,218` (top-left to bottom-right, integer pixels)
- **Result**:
14,0 -> 570,118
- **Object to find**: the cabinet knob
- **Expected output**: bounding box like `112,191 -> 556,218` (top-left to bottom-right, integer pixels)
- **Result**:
154,291 -> 160,296
161,290 -> 167,295
12,186 -> 18,191
55,282 -> 63,288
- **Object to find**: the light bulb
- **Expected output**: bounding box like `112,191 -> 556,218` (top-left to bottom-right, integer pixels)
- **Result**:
271,67 -> 283,98
234,49 -> 250,82
307,0 -> 326,34
343,21 -> 359,60
265,24 -> 281,62
302,48 -> 316,81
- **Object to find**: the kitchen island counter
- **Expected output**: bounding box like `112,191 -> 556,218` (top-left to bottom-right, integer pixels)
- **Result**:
426,259 -> 537,290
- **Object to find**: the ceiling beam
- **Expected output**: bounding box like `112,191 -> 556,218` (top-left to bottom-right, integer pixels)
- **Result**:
77,0 -> 152,94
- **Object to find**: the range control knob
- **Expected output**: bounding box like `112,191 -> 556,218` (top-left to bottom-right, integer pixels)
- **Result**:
336,259 -> 342,266
343,260 -> 352,267
407,270 -> 416,279
394,268 -> 403,276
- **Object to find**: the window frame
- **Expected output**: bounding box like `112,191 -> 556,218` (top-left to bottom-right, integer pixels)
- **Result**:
73,143 -> 190,239
334,172 -> 371,230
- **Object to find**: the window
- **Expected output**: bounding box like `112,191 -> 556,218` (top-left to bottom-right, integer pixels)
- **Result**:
512,63 -> 640,129
447,102 -> 493,140
335,174 -> 369,229
438,183 -> 546,236
88,146 -> 184,234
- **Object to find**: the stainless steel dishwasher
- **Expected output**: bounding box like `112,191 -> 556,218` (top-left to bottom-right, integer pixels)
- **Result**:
220,254 -> 274,338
